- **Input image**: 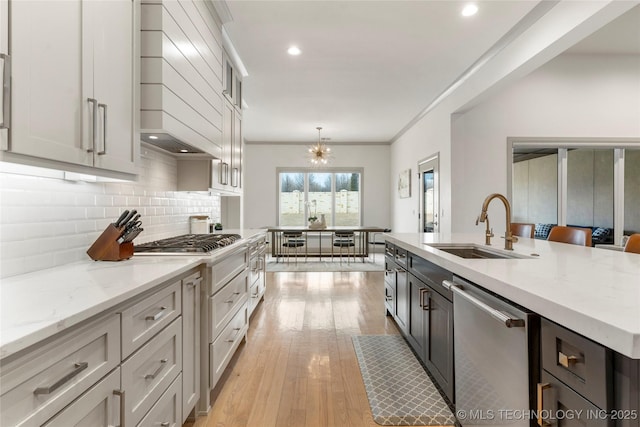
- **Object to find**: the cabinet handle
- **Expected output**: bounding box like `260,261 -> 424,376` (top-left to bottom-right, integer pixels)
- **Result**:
226,327 -> 242,342
144,358 -> 168,380
395,268 -> 405,273
536,383 -> 551,426
220,162 -> 229,185
33,362 -> 89,395
0,53 -> 10,131
160,423 -> 170,427
97,103 -> 107,155
420,288 -> 430,311
145,306 -> 167,321
232,167 -> 239,187
186,277 -> 202,288
113,389 -> 125,427
558,351 -> 582,368
87,98 -> 98,152
384,269 -> 393,275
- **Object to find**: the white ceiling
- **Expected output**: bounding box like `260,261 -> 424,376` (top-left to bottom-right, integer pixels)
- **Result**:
223,1 -> 638,145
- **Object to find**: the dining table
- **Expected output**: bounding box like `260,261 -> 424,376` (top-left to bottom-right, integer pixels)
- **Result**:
266,225 -> 387,262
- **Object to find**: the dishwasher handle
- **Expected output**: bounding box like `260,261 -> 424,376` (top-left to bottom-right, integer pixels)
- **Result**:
445,280 -> 525,328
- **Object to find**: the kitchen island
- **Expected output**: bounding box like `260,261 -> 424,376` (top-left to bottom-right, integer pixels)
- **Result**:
384,232 -> 640,359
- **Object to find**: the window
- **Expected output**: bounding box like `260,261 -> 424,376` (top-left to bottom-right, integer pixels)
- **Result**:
277,169 -> 362,226
509,140 -> 640,245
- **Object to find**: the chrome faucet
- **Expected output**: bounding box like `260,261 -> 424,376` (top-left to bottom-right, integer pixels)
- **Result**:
477,193 -> 517,250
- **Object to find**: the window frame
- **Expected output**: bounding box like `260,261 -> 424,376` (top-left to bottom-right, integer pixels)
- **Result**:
276,167 -> 364,227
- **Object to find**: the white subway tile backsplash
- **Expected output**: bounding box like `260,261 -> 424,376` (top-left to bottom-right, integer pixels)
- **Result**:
0,148 -> 222,278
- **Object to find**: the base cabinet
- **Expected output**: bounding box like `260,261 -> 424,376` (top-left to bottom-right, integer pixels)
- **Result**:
42,368 -> 122,427
182,273 -> 201,422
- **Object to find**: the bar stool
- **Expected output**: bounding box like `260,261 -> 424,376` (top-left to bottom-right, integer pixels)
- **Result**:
510,223 -> 535,238
368,228 -> 391,262
282,231 -> 306,263
547,226 -> 592,247
623,234 -> 640,254
332,231 -> 355,264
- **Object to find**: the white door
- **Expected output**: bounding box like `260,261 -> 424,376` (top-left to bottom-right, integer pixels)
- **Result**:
9,0 -> 93,165
221,101 -> 234,186
232,112 -> 242,188
92,0 -> 135,174
419,155 -> 439,233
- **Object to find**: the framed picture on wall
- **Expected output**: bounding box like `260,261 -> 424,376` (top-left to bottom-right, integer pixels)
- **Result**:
398,168 -> 411,198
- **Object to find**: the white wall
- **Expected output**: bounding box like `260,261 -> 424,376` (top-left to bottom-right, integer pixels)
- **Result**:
389,1 -> 637,234
243,144 -> 390,229
0,146 -> 221,278
451,54 -> 640,236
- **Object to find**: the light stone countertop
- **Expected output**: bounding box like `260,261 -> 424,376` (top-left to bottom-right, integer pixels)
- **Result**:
384,232 -> 640,359
0,229 -> 267,360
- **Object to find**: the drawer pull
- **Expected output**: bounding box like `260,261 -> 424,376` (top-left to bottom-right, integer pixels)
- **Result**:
226,327 -> 242,342
144,358 -> 168,380
537,382 -> 551,426
558,351 -> 582,368
33,361 -> 89,395
186,278 -> 202,288
225,292 -> 242,304
145,306 -> 167,321
113,389 -> 125,427
160,423 -> 170,427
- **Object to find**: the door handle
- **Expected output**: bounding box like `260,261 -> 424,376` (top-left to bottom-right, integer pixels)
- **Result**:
420,288 -> 430,311
97,103 -> 107,155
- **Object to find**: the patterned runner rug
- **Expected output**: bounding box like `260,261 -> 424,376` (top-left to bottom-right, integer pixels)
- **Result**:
352,335 -> 456,426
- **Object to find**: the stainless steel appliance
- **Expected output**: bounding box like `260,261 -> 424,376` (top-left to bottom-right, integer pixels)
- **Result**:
445,276 -> 539,427
134,233 -> 241,253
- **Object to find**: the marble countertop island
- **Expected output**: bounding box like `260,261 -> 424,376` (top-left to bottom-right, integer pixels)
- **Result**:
0,229 -> 267,360
384,232 -> 640,359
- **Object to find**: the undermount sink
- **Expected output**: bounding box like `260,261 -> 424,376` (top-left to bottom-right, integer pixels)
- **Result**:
426,243 -> 533,259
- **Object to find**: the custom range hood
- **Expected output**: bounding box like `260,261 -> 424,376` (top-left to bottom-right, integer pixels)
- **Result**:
140,1 -> 223,159
141,132 -> 218,157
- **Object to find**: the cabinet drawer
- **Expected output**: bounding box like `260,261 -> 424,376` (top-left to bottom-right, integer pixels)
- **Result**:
210,303 -> 247,388
0,314 -> 120,427
121,281 -> 181,359
539,371 -> 609,427
137,373 -> 182,427
541,318 -> 612,409
42,367 -> 121,427
209,270 -> 248,342
122,317 -> 182,427
408,253 -> 453,301
209,247 -> 248,296
384,257 -> 397,287
394,246 -> 408,267
249,281 -> 261,314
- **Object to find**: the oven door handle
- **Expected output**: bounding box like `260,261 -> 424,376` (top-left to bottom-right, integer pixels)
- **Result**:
447,281 -> 525,328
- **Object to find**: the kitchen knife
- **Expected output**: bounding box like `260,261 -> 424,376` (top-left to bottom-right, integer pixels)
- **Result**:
123,215 -> 140,232
114,210 -> 130,227
118,210 -> 137,229
123,228 -> 143,243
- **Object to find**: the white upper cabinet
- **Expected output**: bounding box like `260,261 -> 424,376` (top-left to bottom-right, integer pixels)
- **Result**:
6,0 -> 136,175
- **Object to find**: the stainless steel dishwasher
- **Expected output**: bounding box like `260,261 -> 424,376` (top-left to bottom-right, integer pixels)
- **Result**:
445,276 -> 539,427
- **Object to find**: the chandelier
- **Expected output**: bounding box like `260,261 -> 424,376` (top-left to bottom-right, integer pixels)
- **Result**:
308,127 -> 332,165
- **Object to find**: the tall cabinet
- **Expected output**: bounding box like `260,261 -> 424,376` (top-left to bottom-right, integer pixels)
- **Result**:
3,0 -> 136,175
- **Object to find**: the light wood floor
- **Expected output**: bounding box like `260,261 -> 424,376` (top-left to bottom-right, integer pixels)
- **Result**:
186,271 -> 403,427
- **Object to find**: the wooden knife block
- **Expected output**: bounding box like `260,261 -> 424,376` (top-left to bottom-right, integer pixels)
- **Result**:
87,224 -> 134,261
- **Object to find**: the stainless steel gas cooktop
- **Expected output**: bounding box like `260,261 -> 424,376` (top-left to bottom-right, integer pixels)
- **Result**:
134,233 -> 242,253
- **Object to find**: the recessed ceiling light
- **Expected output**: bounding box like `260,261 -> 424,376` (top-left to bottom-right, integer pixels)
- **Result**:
462,4 -> 478,17
148,135 -> 159,140
287,46 -> 301,56
179,149 -> 189,153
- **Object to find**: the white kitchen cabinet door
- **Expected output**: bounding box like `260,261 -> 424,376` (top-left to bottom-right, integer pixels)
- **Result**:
221,100 -> 234,188
9,0 -> 93,166
8,0 -> 136,174
42,368 -> 121,427
181,273 -> 201,422
92,0 -> 135,174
